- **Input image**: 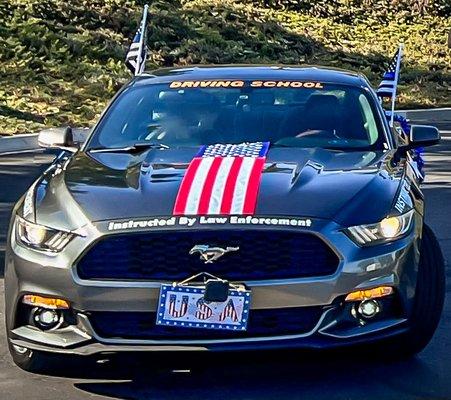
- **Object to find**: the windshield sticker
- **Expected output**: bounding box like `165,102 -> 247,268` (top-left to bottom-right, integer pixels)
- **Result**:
250,81 -> 324,88
107,216 -> 312,232
169,80 -> 324,89
170,80 -> 245,88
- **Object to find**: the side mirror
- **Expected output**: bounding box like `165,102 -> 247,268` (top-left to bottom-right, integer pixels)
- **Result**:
38,127 -> 78,152
409,125 -> 440,148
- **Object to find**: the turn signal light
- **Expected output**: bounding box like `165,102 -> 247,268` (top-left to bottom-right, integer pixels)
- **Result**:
345,286 -> 393,302
22,294 -> 70,310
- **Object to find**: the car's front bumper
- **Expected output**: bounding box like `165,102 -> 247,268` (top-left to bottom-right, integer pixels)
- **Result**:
9,313 -> 409,356
5,215 -> 421,355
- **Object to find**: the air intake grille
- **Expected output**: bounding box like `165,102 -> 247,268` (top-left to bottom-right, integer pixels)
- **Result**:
88,306 -> 324,340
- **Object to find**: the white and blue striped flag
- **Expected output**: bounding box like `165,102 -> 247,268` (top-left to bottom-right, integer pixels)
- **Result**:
125,4 -> 149,76
377,47 -> 402,98
377,44 -> 403,127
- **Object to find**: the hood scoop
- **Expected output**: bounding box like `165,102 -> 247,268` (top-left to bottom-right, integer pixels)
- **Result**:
291,160 -> 324,186
147,163 -> 187,183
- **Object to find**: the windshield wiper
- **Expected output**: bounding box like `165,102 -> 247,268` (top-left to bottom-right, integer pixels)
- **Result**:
89,142 -> 169,153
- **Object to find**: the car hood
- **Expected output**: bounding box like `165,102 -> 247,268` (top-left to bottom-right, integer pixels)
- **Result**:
34,147 -> 402,230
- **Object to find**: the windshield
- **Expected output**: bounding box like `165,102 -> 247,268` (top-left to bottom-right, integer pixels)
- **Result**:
87,81 -> 386,151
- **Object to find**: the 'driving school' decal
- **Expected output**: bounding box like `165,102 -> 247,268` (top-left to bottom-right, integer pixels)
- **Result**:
173,142 -> 270,216
169,80 -> 325,89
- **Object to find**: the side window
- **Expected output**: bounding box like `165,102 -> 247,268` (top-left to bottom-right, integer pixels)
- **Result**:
358,94 -> 378,145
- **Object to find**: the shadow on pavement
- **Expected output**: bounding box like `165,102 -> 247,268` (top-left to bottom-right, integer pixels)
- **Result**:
71,350 -> 441,400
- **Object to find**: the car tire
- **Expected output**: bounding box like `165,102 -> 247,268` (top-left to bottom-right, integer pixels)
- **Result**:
386,223 -> 445,358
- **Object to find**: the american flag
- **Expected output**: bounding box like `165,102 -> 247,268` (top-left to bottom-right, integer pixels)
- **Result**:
168,294 -> 188,318
219,299 -> 239,322
377,48 -> 402,99
173,142 -> 269,216
195,298 -> 213,320
125,4 -> 148,75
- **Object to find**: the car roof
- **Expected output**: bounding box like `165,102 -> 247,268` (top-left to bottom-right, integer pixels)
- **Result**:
132,65 -> 369,87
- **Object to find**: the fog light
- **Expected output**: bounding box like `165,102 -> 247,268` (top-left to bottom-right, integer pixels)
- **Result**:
33,308 -> 62,330
357,299 -> 381,318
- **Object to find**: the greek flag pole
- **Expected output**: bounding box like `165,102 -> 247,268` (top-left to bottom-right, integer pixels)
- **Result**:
135,4 -> 149,76
389,43 -> 403,128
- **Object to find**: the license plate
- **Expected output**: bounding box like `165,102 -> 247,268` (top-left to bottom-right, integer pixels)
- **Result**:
156,284 -> 251,331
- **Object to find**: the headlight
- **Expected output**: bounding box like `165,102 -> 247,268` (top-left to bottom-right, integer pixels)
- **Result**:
346,210 -> 414,245
15,216 -> 75,252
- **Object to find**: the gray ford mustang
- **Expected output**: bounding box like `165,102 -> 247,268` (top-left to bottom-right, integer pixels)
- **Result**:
5,66 -> 445,374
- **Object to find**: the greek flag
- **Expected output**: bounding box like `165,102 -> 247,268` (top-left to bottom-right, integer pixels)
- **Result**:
377,48 -> 402,98
125,4 -> 149,76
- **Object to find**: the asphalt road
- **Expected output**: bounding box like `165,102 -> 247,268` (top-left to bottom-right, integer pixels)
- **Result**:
0,131 -> 450,399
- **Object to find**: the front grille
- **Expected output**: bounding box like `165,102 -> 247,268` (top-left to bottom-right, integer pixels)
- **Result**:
77,230 -> 339,281
88,306 -> 324,340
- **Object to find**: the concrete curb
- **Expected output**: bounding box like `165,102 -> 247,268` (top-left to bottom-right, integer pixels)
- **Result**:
0,134 -> 39,155
396,108 -> 451,130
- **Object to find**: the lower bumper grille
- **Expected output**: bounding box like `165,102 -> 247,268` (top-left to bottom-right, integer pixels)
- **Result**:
88,307 -> 324,340
77,229 -> 339,281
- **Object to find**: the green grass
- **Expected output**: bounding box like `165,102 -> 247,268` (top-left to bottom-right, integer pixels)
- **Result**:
0,0 -> 450,135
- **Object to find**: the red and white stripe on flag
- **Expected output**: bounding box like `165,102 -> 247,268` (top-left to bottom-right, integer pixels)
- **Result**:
173,142 -> 269,216
219,299 -> 239,322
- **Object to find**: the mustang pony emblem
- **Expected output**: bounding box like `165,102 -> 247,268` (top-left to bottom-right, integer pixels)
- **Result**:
189,245 -> 239,263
